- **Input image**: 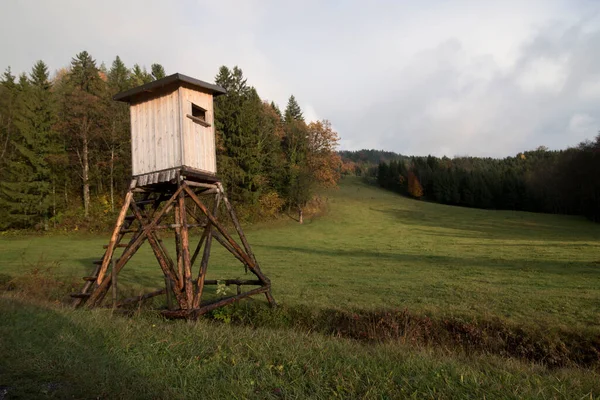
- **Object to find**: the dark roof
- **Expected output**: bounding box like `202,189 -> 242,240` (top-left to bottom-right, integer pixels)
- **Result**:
113,73 -> 227,102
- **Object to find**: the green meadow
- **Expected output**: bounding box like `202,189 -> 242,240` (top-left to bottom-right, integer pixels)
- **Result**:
1,177 -> 599,398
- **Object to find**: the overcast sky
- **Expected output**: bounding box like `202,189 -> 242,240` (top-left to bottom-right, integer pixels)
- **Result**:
2,0 -> 600,157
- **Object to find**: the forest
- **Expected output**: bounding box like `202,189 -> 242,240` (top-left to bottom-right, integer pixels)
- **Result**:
0,52 -> 341,230
375,142 -> 600,221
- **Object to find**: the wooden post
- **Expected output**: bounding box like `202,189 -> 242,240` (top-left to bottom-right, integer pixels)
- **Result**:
174,200 -> 184,290
97,189 -> 133,285
179,186 -> 194,310
193,192 -> 220,308
218,183 -> 276,306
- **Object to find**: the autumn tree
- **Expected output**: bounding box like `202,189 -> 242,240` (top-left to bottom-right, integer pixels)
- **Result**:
407,170 -> 424,199
306,120 -> 341,187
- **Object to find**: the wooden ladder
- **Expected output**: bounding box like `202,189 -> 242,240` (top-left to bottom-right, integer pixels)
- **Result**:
71,191 -> 156,306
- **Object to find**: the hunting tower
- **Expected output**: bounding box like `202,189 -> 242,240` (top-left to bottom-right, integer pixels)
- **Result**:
72,73 -> 275,318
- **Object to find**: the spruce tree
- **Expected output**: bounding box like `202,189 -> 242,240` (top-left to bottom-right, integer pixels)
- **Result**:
107,56 -> 130,92
0,61 -> 56,228
130,64 -> 153,86
284,95 -> 304,123
270,101 -> 282,119
106,56 -> 133,211
151,63 -> 166,80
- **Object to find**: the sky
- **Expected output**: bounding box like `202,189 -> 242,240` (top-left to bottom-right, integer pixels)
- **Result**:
1,0 -> 600,157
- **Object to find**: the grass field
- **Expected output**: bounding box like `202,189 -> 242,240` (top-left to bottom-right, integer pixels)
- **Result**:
1,177 -> 599,398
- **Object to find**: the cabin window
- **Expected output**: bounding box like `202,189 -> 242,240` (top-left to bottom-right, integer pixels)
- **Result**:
187,103 -> 211,127
192,103 -> 206,121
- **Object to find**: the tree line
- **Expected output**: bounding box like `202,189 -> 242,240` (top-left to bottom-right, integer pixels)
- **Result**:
0,52 -> 341,230
376,142 -> 600,221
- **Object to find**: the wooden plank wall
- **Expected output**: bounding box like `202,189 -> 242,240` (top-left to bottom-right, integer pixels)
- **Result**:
179,86 -> 217,174
130,88 -> 181,176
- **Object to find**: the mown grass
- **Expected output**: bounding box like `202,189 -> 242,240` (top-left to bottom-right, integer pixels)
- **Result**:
1,177 -> 599,398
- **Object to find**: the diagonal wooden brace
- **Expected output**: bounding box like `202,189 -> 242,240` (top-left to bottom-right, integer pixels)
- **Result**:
86,186 -> 184,307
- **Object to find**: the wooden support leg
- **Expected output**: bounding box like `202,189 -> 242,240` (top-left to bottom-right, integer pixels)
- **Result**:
97,189 -> 134,285
218,183 -> 276,307
183,185 -> 272,286
193,192 -> 220,308
179,190 -> 194,310
174,200 -> 184,290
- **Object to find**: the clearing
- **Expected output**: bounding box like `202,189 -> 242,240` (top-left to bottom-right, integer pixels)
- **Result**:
1,177 -> 599,398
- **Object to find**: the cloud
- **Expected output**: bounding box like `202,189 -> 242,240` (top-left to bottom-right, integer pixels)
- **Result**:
1,0 -> 599,157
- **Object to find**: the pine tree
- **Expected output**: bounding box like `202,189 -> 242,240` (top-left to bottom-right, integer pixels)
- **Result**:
270,101 -> 282,119
0,61 -> 56,228
105,57 -> 133,211
284,95 -> 304,123
214,66 -> 276,203
130,64 -> 153,86
69,51 -> 103,94
107,56 -> 130,92
0,67 -> 17,172
151,63 -> 166,80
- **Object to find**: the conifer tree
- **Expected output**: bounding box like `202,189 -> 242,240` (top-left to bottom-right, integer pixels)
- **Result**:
105,57 -> 133,211
284,95 -> 304,123
0,61 -> 57,228
107,56 -> 130,92
130,64 -> 153,86
151,63 -> 166,80
58,51 -> 105,217
270,101 -> 282,119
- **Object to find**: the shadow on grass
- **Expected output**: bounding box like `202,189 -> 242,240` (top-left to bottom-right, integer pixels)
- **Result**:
0,297 -> 165,399
373,207 -> 600,242
256,244 -> 600,276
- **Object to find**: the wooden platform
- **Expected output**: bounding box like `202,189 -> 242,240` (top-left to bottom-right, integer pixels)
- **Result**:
134,166 -> 220,187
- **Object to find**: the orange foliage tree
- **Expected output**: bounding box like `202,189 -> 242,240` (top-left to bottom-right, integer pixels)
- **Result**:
407,171 -> 424,198
306,120 -> 342,188
341,160 -> 357,176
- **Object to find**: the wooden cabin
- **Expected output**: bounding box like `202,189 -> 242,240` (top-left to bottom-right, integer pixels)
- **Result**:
114,73 -> 226,186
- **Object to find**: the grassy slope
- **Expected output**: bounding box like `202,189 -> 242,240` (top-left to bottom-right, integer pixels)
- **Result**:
1,177 -> 599,398
2,177 -> 600,329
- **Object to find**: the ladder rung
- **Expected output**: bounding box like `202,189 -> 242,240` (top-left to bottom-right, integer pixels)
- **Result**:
70,293 -> 91,298
120,229 -> 138,234
82,276 -> 97,281
103,244 -> 128,249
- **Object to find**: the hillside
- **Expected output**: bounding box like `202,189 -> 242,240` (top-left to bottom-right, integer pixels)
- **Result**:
1,177 -> 599,398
